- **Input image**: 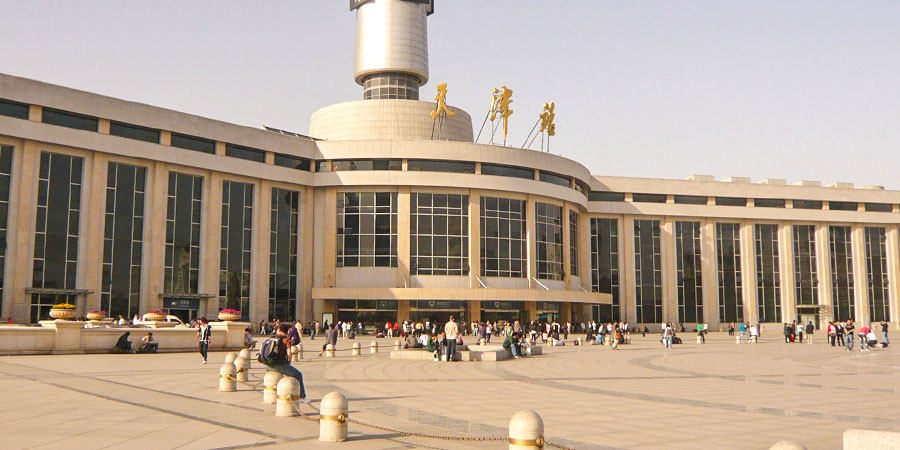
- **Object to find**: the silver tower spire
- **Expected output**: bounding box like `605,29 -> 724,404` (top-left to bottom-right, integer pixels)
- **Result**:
350,0 -> 434,100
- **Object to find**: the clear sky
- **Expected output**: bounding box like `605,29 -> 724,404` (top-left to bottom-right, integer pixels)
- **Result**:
2,1 -> 898,187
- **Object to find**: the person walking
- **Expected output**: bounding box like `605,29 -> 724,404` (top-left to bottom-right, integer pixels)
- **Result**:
739,322 -> 747,343
444,315 -> 459,362
806,321 -> 814,344
783,323 -> 792,343
265,324 -> 311,403
197,317 -> 211,364
844,320 -> 855,351
881,320 -> 890,346
663,323 -> 674,349
796,323 -> 804,343
697,323 -> 706,344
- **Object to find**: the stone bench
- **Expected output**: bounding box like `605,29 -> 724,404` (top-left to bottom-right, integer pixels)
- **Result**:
389,344 -> 541,361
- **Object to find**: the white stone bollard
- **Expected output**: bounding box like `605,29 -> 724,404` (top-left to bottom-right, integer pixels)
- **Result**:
275,376 -> 301,417
325,344 -> 335,358
239,348 -> 251,361
291,345 -> 299,362
769,441 -> 807,450
224,352 -> 237,364
736,335 -> 741,344
370,340 -> 378,354
352,342 -> 360,356
296,343 -> 303,360
234,356 -> 249,382
393,340 -> 401,350
696,336 -> 703,344
263,371 -> 283,405
508,409 -> 544,450
752,336 -> 758,343
318,391 -> 349,442
219,362 -> 236,392
843,428 -> 900,449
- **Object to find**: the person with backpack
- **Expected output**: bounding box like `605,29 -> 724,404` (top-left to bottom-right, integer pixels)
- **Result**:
288,321 -> 301,347
260,324 -> 310,403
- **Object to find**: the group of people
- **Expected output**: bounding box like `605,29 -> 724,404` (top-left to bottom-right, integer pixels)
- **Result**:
110,331 -> 159,354
823,320 -> 890,351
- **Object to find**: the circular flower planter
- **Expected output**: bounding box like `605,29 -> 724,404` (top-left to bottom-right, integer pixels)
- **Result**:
218,312 -> 242,322
49,309 -> 77,320
86,312 -> 107,321
144,312 -> 166,322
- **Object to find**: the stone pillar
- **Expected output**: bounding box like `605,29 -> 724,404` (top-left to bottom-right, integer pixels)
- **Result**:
578,212 -> 591,291
778,222 -> 796,324
815,224 -> 833,324
396,187 -> 410,289
660,218 -> 677,324
250,181 -> 271,324
467,190 -> 481,288
81,153 -> 107,314
621,216 -> 637,323
885,228 -> 900,326
7,140 -> 37,322
525,196 -> 537,289
201,172 -> 223,318
397,300 -> 410,323
851,225 -> 870,325
739,220 -> 759,326
468,300 -> 481,323
299,185 -> 315,323
699,220 -> 719,326
562,204 -> 572,290
525,301 -> 537,321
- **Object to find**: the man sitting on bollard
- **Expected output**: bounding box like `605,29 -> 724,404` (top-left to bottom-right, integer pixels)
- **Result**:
260,324 -> 311,404
318,324 -> 338,357
243,327 -> 256,349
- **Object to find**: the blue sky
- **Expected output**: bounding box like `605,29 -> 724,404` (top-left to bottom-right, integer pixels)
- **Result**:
2,1 -> 898,187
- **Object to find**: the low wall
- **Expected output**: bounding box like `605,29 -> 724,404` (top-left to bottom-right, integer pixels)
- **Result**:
843,429 -> 900,450
0,320 -> 250,355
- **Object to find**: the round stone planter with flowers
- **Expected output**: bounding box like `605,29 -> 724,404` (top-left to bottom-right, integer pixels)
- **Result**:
86,310 -> 107,321
218,309 -> 242,322
144,309 -> 167,322
49,303 -> 78,320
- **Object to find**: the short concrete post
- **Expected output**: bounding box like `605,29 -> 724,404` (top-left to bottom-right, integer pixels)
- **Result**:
224,352 -> 237,364
370,340 -> 378,354
508,409 -> 544,450
752,336 -> 758,343
318,391 -> 349,442
696,335 -> 703,344
296,343 -> 303,360
736,335 -> 741,344
393,340 -> 401,350
325,344 -> 335,358
234,356 -> 249,382
219,362 -> 236,392
263,370 -> 283,404
769,441 -> 807,450
275,376 -> 300,417
479,338 -> 486,346
291,345 -> 300,362
239,348 -> 251,361
352,341 -> 360,356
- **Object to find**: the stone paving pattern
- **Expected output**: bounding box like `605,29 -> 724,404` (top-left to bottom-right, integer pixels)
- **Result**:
0,332 -> 897,449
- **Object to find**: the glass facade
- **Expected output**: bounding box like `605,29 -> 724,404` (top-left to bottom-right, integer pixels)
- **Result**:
32,152 -> 83,321
480,197 -> 526,278
273,154 -> 311,171
633,219 -> 662,324
792,225 -> 818,306
171,133 -> 216,154
675,221 -> 703,323
632,193 -> 666,203
481,163 -> 533,180
0,99 -> 29,119
716,223 -> 743,323
539,171 -> 571,188
41,108 -> 98,132
219,181 -> 254,319
410,193 -> 469,276
569,210 -> 579,277
865,227 -> 890,321
590,218 -> 619,321
269,188 -> 299,321
164,172 -> 202,295
361,72 -> 420,100
101,163 -> 146,319
337,192 -> 398,267
331,159 -> 401,171
0,146 -> 12,314
754,224 -> 781,323
109,122 -> 160,144
407,160 -> 475,174
225,144 -> 265,163
535,202 -> 564,280
829,226 -> 854,321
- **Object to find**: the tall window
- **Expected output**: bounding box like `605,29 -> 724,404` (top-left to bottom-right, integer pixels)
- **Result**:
535,202 -> 564,280
755,224 -> 781,322
716,223 -> 743,323
32,152 -> 83,321
792,225 -> 818,306
634,219 -> 662,324
337,192 -> 398,267
269,188 -> 299,320
865,227 -> 890,321
675,221 -> 703,323
220,181 -> 253,319
829,226 -> 854,321
569,210 -> 579,276
480,197 -> 526,278
410,193 -> 469,276
0,146 -> 12,314
591,218 -> 619,321
101,163 -> 146,319
164,172 -> 202,295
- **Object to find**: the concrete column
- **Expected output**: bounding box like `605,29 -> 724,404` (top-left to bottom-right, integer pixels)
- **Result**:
525,301 -> 537,321
467,190 -> 481,288
201,172 -> 223,318
8,140 -> 38,322
562,204 -> 572,290
814,224 -> 833,322
739,220 -> 758,326
660,218 -> 677,323
559,302 -> 571,323
81,152 -> 106,314
851,225 -> 870,325
215,142 -> 226,156
699,220 -> 718,326
526,196 -> 536,289
397,300 -> 410,322
322,187 -> 337,287
28,105 -> 42,122
142,162 -> 168,312
298,186 -> 315,323
159,131 -> 172,146
777,222 -> 796,323
396,187 -> 410,288
885,227 -> 900,325
621,216 -> 637,323
468,300 -> 481,323
578,212 -> 591,291
98,119 -> 110,135
251,181 -> 271,324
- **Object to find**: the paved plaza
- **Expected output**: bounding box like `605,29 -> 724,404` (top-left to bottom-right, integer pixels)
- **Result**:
0,332 -> 897,450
